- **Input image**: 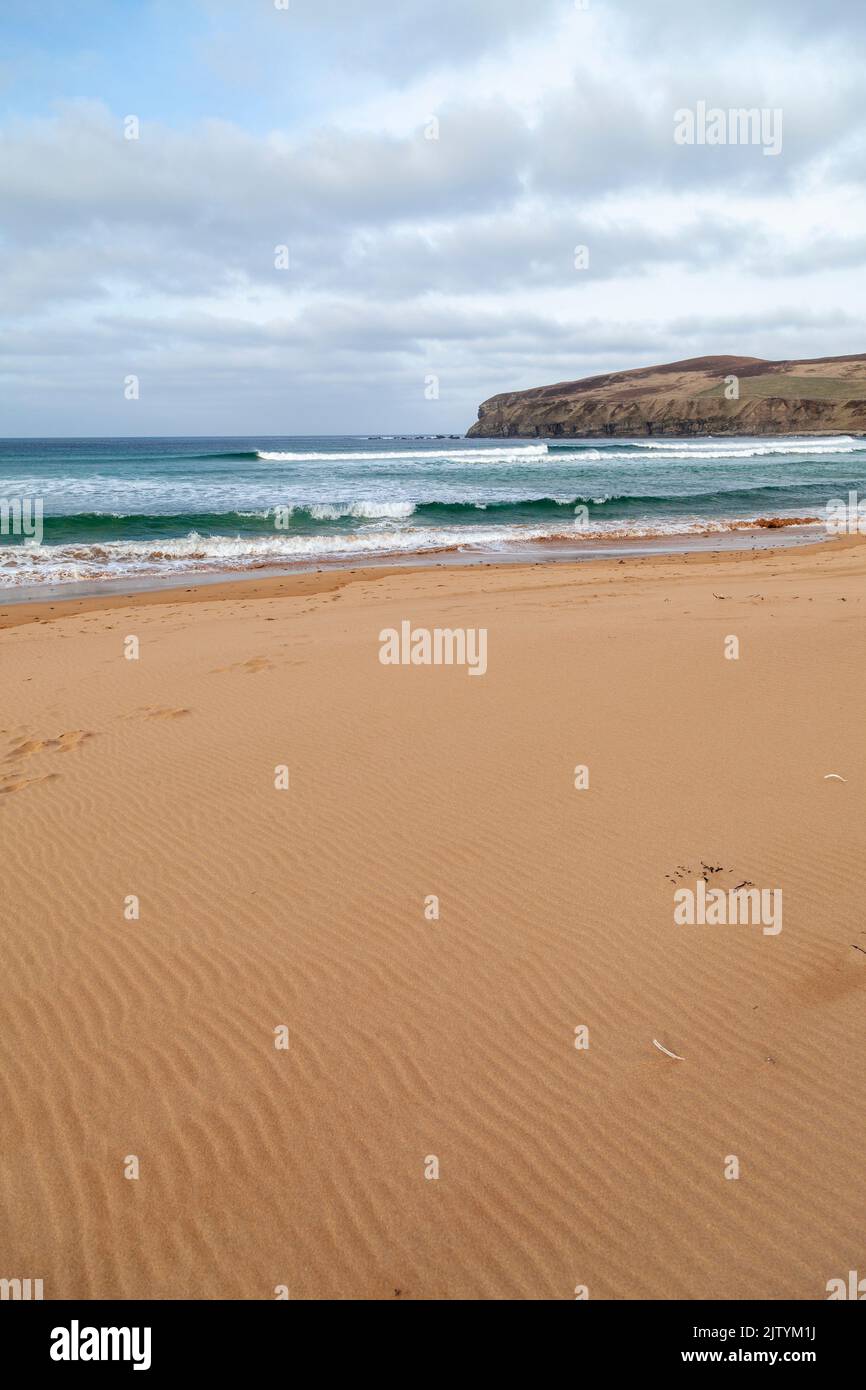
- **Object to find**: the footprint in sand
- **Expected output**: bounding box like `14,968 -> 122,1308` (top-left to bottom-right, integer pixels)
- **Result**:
5,730 -> 95,763
0,730 -> 93,796
0,772 -> 60,795
211,657 -> 274,675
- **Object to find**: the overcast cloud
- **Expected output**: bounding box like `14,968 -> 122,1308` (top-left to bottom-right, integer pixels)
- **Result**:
1,0 -> 865,435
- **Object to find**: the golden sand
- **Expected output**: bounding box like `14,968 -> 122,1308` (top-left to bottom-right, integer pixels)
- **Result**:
1,538 -> 864,1299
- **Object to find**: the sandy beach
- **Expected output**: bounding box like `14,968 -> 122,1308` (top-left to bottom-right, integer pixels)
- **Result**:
1,536 -> 864,1301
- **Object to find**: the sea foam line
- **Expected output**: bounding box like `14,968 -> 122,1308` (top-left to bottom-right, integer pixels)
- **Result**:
0,514 -> 822,585
257,445 -> 550,462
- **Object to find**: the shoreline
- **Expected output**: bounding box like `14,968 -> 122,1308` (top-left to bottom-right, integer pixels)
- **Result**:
0,530 -> 860,633
0,522 -> 833,622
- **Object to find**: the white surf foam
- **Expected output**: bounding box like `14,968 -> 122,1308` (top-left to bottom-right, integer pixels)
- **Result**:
0,513 -> 823,586
257,445 -> 550,462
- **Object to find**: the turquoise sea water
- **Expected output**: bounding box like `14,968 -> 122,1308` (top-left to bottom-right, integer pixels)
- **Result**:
0,433 -> 863,586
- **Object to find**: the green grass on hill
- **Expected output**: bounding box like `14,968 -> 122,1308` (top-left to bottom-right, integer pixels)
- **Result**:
697,374 -> 865,401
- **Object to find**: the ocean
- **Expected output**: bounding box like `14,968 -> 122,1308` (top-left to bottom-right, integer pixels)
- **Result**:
0,433 -> 863,590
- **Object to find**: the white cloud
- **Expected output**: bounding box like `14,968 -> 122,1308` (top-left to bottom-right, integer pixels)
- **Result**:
1,1 -> 865,432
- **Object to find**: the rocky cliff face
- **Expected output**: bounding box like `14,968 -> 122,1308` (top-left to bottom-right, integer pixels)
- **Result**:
466,354 -> 866,438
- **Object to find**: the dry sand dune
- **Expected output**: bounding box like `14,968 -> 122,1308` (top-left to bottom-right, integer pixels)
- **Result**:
1,538 -> 864,1299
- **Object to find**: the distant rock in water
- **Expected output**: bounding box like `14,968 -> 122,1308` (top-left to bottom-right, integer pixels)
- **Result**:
466,353 -> 866,438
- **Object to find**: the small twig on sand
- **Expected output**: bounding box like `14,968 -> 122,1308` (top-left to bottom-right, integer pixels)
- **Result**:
652,1039 -> 685,1061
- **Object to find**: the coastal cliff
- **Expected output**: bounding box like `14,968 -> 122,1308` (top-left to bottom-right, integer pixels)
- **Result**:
466,353 -> 866,438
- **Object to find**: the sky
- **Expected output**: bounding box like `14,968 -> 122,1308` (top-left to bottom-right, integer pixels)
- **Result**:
1,0 -> 866,436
